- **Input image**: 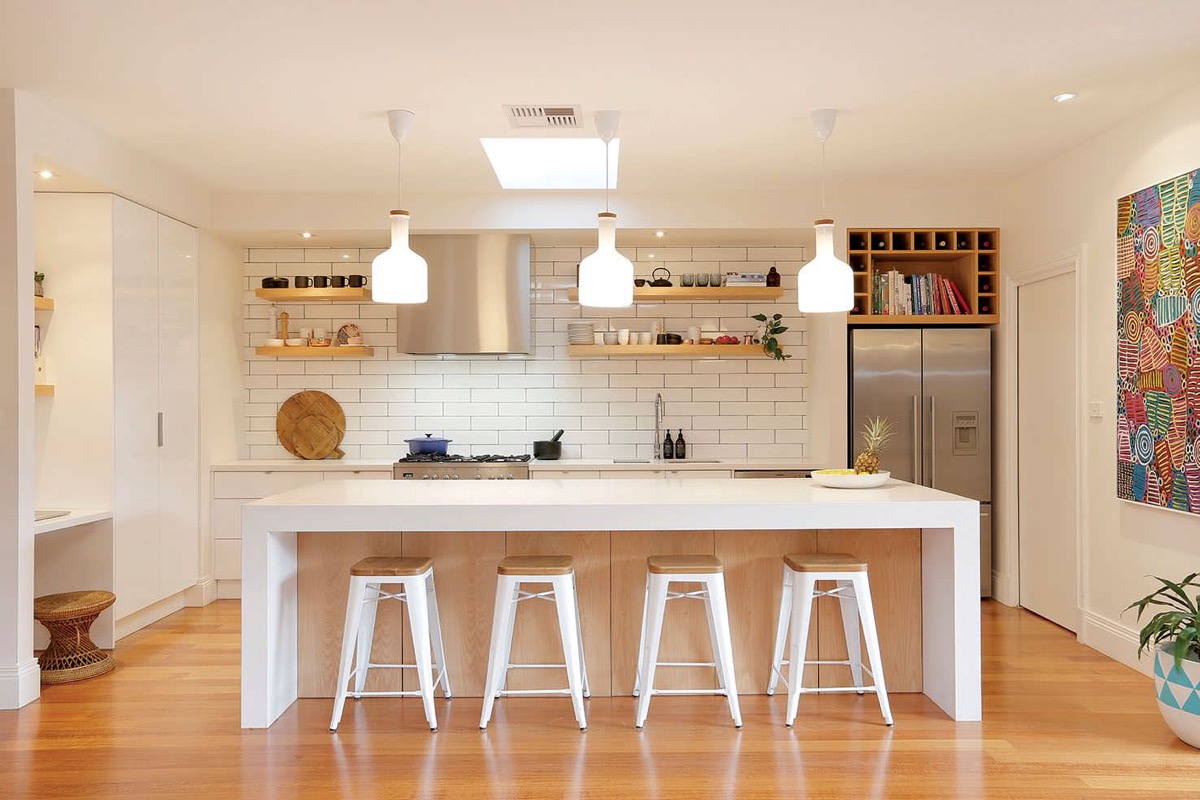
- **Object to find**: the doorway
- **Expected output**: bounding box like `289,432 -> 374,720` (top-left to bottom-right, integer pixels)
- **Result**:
1016,264 -> 1080,632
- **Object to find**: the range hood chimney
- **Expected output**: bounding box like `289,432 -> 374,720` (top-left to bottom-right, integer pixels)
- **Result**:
393,233 -> 531,355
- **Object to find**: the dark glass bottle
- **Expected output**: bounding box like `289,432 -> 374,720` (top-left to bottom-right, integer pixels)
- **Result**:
766,266 -> 781,287
662,430 -> 675,460
674,429 -> 686,460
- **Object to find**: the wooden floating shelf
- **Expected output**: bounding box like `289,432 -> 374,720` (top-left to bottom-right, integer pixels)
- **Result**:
254,287 -> 372,302
567,286 -> 784,303
34,296 -> 54,311
567,344 -> 762,357
35,384 -> 55,397
849,314 -> 999,326
255,346 -> 374,357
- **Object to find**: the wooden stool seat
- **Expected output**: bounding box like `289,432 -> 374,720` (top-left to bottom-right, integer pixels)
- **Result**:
350,556 -> 434,577
33,590 -> 116,684
497,555 -> 574,576
783,553 -> 868,572
647,554 -> 723,574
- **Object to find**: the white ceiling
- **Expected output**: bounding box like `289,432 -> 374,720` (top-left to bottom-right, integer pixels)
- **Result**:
5,0 -> 1200,201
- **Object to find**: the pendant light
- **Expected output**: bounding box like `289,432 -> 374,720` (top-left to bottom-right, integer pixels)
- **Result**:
577,110 -> 633,308
796,108 -> 854,313
372,109 -> 428,304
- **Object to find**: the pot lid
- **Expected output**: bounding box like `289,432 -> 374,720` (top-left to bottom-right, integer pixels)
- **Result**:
404,433 -> 452,443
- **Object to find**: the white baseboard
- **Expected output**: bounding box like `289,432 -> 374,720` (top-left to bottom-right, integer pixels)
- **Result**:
991,568 -> 1019,607
216,579 -> 241,600
115,586 -> 191,641
1081,610 -> 1148,676
187,575 -> 217,607
0,658 -> 41,709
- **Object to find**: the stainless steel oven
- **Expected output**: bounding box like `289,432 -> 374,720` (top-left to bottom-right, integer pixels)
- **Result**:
393,454 -> 531,481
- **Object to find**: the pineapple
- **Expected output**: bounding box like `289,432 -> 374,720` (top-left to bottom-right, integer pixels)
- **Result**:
853,417 -> 894,474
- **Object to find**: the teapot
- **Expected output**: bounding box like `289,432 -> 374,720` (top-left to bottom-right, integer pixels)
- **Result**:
649,267 -> 673,287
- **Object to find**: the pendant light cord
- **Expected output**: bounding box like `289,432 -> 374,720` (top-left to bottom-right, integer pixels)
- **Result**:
397,140 -> 404,207
604,140 -> 611,213
820,139 -> 827,214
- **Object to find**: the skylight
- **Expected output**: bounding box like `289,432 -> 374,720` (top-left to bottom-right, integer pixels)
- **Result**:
480,138 -> 619,190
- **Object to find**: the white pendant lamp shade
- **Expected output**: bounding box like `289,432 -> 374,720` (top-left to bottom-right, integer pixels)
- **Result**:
578,212 -> 633,307
797,219 -> 854,313
372,210 -> 428,304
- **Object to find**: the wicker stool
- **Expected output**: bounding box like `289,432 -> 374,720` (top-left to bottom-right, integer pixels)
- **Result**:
33,590 -> 116,684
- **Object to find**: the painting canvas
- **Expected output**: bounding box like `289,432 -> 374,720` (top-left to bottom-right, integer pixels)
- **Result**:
1116,169 -> 1200,514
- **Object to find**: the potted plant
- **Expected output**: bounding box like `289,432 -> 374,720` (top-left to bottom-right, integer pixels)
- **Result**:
34,271 -> 45,297
1127,572 -> 1200,747
751,313 -> 790,360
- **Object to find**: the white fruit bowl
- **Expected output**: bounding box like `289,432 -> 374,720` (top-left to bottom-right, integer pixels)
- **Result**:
811,469 -> 891,489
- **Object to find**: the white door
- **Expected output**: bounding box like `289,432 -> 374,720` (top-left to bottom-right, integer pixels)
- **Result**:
112,198 -> 162,617
156,214 -> 199,598
1017,269 -> 1078,632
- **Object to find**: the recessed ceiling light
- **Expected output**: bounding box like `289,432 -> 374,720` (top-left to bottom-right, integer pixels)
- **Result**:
654,230 -> 665,238
648,254 -> 656,259
480,138 -> 618,189
341,254 -> 351,259
300,231 -> 314,239
36,170 -> 54,179
1053,93 -> 1078,103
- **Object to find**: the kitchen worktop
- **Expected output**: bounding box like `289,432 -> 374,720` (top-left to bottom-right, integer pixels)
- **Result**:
211,458 -> 821,472
241,477 -> 981,729
34,509 -> 113,536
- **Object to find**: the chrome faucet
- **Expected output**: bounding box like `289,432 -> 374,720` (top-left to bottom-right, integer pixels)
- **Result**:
653,392 -> 665,460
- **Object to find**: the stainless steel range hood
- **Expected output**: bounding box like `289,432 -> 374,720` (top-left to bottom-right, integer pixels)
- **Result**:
394,233 -> 531,354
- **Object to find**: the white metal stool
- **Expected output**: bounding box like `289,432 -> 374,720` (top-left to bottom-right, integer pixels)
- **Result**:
329,556 -> 451,733
766,552 -> 893,727
479,555 -> 590,731
634,554 -> 742,729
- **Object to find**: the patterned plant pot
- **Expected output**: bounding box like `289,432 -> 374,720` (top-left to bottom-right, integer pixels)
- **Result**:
1153,644 -> 1200,748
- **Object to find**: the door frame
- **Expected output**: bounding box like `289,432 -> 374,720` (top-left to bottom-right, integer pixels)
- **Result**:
1001,249 -> 1086,629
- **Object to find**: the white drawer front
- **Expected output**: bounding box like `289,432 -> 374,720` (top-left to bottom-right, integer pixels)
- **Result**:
213,470 -> 324,499
532,470 -> 601,480
664,469 -> 733,479
601,470 -> 660,479
323,470 -> 391,481
212,498 -> 246,540
214,539 -> 241,580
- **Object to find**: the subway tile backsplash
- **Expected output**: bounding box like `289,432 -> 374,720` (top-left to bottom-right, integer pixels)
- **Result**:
240,244 -> 809,460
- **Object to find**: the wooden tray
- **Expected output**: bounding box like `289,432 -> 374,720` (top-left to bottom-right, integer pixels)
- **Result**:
277,391 -> 347,460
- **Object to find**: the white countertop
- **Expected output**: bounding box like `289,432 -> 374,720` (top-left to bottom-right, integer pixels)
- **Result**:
212,458 -> 821,473
244,477 -> 975,533
34,509 -> 113,535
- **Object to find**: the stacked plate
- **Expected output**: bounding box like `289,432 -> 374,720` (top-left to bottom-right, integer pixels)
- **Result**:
567,322 -> 595,344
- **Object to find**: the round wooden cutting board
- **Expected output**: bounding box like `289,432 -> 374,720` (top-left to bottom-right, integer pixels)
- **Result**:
277,391 -> 346,460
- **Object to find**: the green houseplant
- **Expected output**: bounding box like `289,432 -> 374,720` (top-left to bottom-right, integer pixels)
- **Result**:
751,313 -> 790,361
34,271 -> 45,297
1127,572 -> 1200,748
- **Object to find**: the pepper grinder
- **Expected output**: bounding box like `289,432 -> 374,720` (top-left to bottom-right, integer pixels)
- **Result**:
280,311 -> 290,341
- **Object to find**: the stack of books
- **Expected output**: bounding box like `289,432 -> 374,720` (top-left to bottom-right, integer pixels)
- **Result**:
724,272 -> 767,286
871,271 -> 971,315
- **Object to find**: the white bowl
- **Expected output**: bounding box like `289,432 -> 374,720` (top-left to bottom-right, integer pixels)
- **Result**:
284,338 -> 307,347
264,338 -> 284,347
602,331 -> 619,345
811,469 -> 891,489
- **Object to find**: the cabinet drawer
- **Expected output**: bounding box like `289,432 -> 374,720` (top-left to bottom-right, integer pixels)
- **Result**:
533,470 -> 601,480
322,470 -> 391,481
213,470 -> 324,499
214,539 -> 241,580
664,469 -> 732,479
602,470 -> 660,479
212,498 -> 246,540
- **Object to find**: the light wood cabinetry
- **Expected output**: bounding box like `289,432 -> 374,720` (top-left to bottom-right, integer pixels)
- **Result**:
847,227 -> 999,325
254,287 -> 371,303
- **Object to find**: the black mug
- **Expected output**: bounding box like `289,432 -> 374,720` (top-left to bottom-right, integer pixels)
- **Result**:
312,275 -> 331,288
294,275 -> 312,288
330,275 -> 348,288
348,274 -> 368,288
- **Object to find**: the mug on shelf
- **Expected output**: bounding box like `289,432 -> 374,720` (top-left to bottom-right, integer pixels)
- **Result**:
638,331 -> 653,345
312,275 -> 331,288
330,275 -> 348,288
617,328 -> 630,345
294,276 -> 313,288
348,274 -> 368,288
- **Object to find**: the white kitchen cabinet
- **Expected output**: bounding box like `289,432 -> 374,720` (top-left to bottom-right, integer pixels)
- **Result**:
323,470 -> 390,481
531,470 -> 602,480
601,470 -> 660,480
214,539 -> 241,581
662,469 -> 733,479
213,470 -> 323,499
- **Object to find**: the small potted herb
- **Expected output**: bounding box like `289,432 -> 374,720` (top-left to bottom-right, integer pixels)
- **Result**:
34,272 -> 45,297
1126,572 -> 1200,748
751,313 -> 790,360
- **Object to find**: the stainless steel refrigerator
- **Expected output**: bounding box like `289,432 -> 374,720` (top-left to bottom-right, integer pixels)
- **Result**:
850,328 -> 993,596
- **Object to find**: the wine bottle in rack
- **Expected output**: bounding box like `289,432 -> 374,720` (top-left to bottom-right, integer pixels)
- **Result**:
980,235 -> 992,249
957,236 -> 970,249
936,237 -> 949,249
979,301 -> 992,314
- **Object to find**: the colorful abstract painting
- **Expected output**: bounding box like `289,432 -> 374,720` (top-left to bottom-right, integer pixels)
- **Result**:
1116,169 -> 1200,514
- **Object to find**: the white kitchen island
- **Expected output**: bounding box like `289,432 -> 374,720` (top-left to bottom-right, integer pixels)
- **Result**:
241,478 -> 981,728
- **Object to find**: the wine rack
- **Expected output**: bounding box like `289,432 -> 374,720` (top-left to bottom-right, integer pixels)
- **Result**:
847,227 -> 1000,325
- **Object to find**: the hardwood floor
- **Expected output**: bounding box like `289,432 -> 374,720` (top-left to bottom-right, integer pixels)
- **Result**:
1,600 -> 1192,799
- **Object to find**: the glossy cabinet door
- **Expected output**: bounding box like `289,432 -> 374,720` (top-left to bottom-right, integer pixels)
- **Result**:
156,214 -> 199,599
112,197 -> 162,618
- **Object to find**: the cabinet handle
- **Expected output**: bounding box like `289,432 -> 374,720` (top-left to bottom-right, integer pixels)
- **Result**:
928,395 -> 936,488
911,395 -> 920,484
157,412 -> 164,448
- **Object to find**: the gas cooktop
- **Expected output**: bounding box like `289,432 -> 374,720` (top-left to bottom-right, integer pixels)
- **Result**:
395,453 -> 533,463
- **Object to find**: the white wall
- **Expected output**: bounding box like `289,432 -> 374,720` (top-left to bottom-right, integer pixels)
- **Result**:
998,80 -> 1200,672
241,243 -> 821,462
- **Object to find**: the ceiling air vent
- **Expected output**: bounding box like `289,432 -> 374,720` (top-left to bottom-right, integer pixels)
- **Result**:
504,105 -> 582,128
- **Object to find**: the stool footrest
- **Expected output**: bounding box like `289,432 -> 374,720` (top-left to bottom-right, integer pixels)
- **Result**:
795,685 -> 881,695
506,662 -> 570,669
351,690 -> 432,698
646,688 -> 729,696
498,688 -> 574,697
655,661 -> 718,668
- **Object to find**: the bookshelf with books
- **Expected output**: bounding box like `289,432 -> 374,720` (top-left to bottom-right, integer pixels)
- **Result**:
847,228 -> 999,325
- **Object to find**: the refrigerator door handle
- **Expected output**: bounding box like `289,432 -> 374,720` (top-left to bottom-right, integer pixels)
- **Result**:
912,394 -> 921,485
928,395 -> 936,488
